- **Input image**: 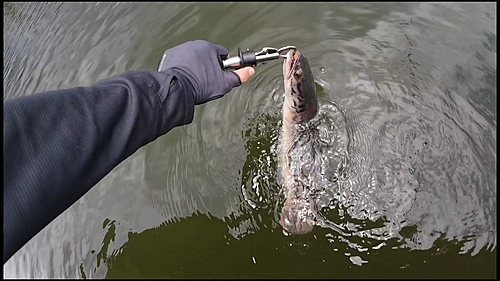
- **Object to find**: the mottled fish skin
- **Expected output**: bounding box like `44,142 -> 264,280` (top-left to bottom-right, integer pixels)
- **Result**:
282,49 -> 319,124
279,49 -> 319,235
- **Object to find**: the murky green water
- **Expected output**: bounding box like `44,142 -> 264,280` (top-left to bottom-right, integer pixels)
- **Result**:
3,2 -> 496,278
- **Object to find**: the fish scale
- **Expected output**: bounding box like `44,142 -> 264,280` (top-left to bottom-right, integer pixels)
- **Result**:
278,48 -> 320,235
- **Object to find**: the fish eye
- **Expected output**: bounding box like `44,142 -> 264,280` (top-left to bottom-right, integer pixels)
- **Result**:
293,70 -> 302,79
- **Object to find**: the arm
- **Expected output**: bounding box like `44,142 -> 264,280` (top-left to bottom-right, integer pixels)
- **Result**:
3,69 -> 195,263
3,39 -> 255,263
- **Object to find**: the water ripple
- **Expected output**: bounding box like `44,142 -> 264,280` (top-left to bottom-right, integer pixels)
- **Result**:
4,2 -> 496,278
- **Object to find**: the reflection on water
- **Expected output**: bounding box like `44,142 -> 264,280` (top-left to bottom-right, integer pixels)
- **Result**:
4,1 -> 496,278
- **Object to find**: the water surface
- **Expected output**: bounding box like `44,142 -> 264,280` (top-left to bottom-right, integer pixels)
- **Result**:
3,2 -> 496,278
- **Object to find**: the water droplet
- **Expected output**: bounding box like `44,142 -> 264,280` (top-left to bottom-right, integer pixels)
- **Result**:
320,67 -> 326,73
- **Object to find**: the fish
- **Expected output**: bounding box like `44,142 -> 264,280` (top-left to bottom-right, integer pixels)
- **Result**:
279,48 -> 320,235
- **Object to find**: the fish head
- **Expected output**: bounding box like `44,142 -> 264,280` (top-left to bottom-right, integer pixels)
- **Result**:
282,49 -> 319,124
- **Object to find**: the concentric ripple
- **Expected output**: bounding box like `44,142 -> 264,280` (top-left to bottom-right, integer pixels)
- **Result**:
4,2 -> 496,278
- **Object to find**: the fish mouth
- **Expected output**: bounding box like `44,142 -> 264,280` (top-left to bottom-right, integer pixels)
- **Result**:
283,49 -> 300,79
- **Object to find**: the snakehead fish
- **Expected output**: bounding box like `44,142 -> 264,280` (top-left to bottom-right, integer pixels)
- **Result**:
279,49 -> 320,235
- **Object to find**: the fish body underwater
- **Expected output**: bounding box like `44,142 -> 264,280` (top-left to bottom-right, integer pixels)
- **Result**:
279,49 -> 321,235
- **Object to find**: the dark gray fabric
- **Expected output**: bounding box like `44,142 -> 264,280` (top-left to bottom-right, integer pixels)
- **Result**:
3,69 -> 197,263
3,40 -> 245,263
158,40 -> 242,104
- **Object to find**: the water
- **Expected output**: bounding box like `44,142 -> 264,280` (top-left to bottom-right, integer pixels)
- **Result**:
3,2 -> 496,278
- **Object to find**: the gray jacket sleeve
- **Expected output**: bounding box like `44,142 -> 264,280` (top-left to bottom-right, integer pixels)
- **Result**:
3,69 -> 195,263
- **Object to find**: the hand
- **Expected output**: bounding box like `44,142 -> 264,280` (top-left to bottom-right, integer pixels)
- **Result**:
158,40 -> 255,105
